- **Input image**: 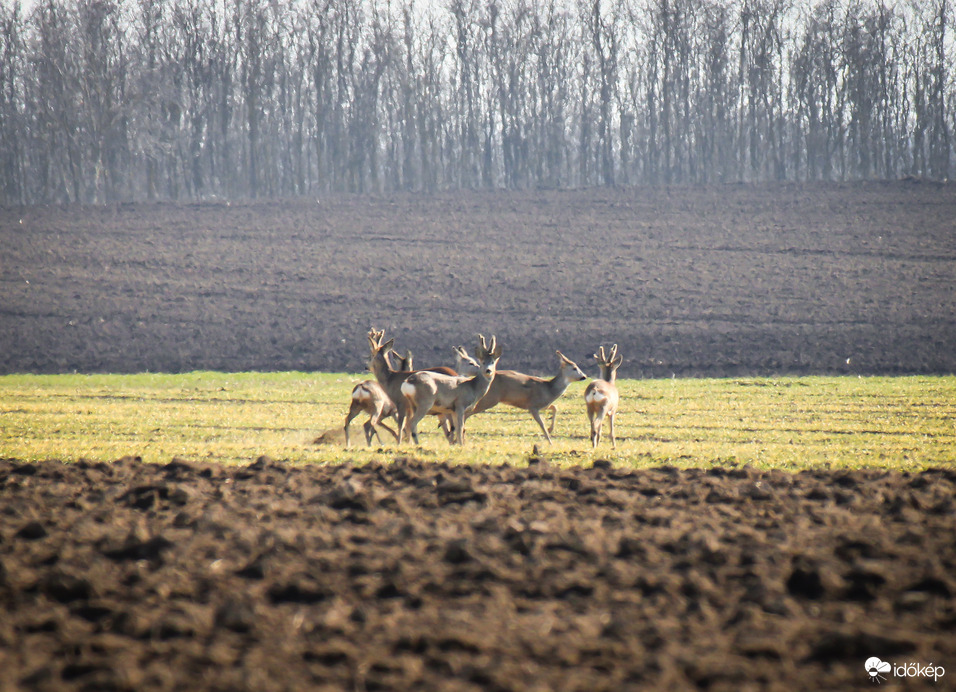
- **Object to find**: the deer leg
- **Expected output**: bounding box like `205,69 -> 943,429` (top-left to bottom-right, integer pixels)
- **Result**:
397,397 -> 414,444
546,405 -> 557,435
376,420 -> 400,443
344,401 -> 363,449
589,409 -> 604,449
529,409 -> 554,445
363,419 -> 378,446
438,414 -> 454,442
454,408 -> 467,445
366,402 -> 397,446
403,394 -> 431,446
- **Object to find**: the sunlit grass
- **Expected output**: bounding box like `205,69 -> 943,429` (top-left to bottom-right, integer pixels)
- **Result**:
1,372 -> 954,470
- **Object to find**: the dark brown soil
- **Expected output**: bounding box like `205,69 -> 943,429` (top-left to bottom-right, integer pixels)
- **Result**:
1,457 -> 954,691
2,181 -> 955,377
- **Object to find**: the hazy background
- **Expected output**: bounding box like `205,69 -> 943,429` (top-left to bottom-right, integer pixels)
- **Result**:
0,0 -> 952,204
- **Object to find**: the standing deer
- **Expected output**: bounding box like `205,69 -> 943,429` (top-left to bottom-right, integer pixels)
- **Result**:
390,345 -> 481,377
344,380 -> 399,448
367,328 -> 417,439
367,328 -> 478,442
400,335 -> 502,445
585,344 -> 623,448
388,344 -> 482,441
467,351 -> 588,443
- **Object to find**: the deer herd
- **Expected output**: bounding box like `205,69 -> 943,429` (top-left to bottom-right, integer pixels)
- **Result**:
344,328 -> 623,450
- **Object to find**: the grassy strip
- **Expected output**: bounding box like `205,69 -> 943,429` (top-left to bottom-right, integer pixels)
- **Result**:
1,372 -> 953,470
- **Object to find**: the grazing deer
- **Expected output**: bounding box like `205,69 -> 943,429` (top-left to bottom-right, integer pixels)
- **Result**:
467,351 -> 588,443
400,335 -> 502,445
344,380 -> 399,448
584,344 -> 623,448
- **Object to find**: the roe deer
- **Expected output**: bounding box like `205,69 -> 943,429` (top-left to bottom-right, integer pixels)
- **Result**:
584,344 -> 622,448
389,345 -> 482,440
367,328 -> 416,439
344,380 -> 399,448
400,335 -> 502,445
388,349 -> 415,373
467,351 -> 588,443
390,346 -> 481,377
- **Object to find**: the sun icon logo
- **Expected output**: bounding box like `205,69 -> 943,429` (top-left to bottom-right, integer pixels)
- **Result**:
865,657 -> 892,684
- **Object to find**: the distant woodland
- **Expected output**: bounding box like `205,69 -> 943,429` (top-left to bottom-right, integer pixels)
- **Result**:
0,0 -> 952,203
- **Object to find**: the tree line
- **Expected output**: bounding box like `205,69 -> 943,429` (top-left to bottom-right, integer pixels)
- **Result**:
0,0 -> 952,204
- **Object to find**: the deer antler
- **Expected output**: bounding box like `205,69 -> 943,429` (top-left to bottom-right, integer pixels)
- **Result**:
594,344 -> 618,365
476,334 -> 500,359
368,327 -> 386,350
477,334 -> 489,359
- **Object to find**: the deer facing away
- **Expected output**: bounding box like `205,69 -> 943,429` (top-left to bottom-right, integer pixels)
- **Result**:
344,380 -> 399,448
584,344 -> 623,448
467,351 -> 588,443
400,335 -> 502,445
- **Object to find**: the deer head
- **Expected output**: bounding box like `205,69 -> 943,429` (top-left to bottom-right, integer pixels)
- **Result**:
593,344 -> 623,383
475,334 -> 502,380
557,351 -> 588,382
389,348 -> 414,372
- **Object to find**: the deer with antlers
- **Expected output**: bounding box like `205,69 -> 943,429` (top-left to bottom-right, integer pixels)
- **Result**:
366,328 -> 418,438
400,335 -> 502,445
390,345 -> 481,378
584,344 -> 623,448
366,328 -> 481,441
388,345 -> 481,441
466,351 -> 588,443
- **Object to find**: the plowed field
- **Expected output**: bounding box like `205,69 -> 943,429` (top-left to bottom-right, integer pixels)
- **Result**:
2,182 -> 954,376
2,457 -> 954,691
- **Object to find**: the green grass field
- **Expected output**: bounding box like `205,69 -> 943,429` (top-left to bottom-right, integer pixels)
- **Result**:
1,372 -> 954,470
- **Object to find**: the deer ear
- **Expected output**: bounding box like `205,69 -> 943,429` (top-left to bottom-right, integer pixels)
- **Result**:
613,355 -> 623,368
382,338 -> 394,352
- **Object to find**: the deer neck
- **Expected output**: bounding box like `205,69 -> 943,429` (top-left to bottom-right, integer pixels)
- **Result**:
475,371 -> 495,399
598,365 -> 616,383
547,370 -> 574,398
369,353 -> 392,386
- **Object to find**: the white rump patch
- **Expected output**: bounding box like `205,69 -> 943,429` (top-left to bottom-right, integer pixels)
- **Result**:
400,380 -> 417,398
353,385 -> 371,402
586,389 -> 606,404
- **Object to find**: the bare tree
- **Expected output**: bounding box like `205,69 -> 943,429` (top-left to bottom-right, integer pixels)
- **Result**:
1,0 -> 954,204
